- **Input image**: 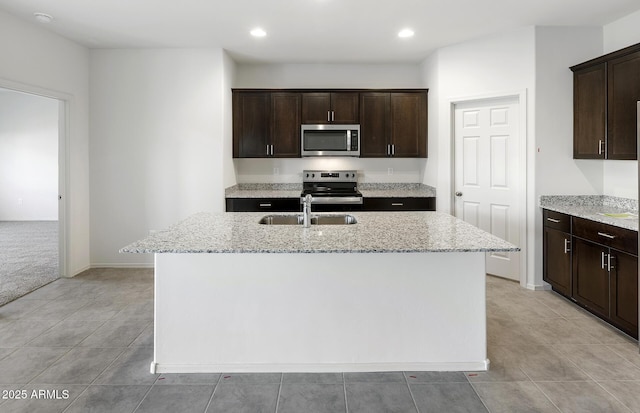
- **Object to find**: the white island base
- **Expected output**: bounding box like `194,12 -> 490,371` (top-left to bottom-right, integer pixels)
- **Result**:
152,252 -> 488,374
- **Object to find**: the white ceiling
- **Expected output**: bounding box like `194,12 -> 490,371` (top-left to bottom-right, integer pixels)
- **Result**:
0,0 -> 638,63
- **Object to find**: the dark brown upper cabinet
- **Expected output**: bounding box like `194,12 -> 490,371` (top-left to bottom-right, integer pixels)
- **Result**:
233,91 -> 270,158
233,91 -> 300,158
360,91 -> 427,158
571,43 -> 640,160
301,92 -> 359,124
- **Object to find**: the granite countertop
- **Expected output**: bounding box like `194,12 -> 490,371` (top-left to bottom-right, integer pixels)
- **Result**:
225,183 -> 436,199
540,195 -> 638,232
121,211 -> 517,254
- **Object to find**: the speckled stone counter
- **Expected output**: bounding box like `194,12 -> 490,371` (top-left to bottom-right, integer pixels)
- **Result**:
540,195 -> 638,231
224,183 -> 436,199
225,183 -> 302,199
358,183 -> 436,198
121,211 -> 516,254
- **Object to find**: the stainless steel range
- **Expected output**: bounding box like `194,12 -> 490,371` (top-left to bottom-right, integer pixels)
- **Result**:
301,170 -> 363,211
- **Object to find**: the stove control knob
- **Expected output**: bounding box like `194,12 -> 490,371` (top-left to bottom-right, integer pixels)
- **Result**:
305,173 -> 309,178
312,173 -> 315,178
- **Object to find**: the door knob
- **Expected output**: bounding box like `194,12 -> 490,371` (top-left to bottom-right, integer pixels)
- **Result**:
455,192 -> 463,197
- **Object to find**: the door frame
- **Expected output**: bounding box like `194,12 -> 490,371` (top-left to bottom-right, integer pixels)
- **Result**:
449,90 -> 528,286
0,78 -> 71,278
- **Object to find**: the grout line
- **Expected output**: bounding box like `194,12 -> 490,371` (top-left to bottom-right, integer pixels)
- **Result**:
521,370 -> 563,413
203,373 -> 225,412
132,382 -> 156,413
403,371 -> 421,413
274,373 -> 284,413
343,372 -> 349,413
466,382 -> 493,413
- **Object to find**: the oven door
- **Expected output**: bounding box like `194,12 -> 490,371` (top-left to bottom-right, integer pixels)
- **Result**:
301,125 -> 360,157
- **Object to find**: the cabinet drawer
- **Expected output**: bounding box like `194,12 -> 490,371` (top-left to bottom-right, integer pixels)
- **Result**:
543,210 -> 571,232
363,197 -> 435,211
226,198 -> 301,212
572,216 -> 638,255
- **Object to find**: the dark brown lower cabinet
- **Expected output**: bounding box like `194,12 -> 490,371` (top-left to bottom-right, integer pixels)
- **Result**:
543,227 -> 572,297
226,198 -> 300,212
363,197 -> 435,211
610,251 -> 638,336
542,208 -> 638,339
572,237 -> 611,320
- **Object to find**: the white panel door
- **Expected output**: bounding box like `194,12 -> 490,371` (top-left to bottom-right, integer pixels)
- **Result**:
454,97 -> 520,280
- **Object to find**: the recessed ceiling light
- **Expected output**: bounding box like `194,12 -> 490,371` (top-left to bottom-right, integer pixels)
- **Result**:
398,28 -> 414,38
33,12 -> 53,23
250,28 -> 267,38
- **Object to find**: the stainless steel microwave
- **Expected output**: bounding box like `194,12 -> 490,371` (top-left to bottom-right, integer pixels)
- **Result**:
301,124 -> 360,157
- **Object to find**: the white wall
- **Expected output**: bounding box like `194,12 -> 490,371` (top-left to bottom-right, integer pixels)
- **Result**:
222,51 -> 238,189
90,49 -> 228,266
604,9 -> 640,53
420,26 -> 608,289
0,10 -> 90,276
0,89 -> 59,220
233,63 -> 427,184
425,27 -> 536,214
420,53 -> 439,190
602,11 -> 640,200
533,26 -> 605,288
235,63 -> 423,89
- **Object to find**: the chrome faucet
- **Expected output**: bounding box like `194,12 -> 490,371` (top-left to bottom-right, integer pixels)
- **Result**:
303,194 -> 312,228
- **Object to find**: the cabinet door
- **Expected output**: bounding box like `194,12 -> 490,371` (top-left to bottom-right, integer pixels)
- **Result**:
301,93 -> 331,124
271,93 -> 301,157
390,92 -> 427,158
359,93 -> 390,157
363,197 -> 435,211
607,51 -> 640,160
226,198 -> 301,212
572,237 -> 610,318
233,92 -> 271,158
544,227 -> 572,297
610,251 -> 638,338
573,63 -> 606,159
331,92 -> 359,123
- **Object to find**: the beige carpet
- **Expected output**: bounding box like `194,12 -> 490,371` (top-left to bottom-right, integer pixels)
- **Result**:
0,221 -> 58,306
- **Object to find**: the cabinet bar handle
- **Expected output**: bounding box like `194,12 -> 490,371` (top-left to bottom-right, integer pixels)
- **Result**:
387,144 -> 390,156
564,238 -> 571,254
546,218 -> 561,223
266,145 -> 270,156
597,232 -> 616,239
327,111 -> 331,122
608,254 -> 615,271
392,144 -> 395,156
259,203 -> 272,207
601,251 -> 606,269
391,203 -> 404,206
598,139 -> 605,155
271,145 -> 274,156
331,111 -> 335,122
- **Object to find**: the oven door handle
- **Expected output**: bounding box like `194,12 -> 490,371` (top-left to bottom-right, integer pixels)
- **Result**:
300,196 -> 363,205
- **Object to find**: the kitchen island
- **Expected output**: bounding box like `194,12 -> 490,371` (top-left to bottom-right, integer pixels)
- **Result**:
121,211 -> 517,374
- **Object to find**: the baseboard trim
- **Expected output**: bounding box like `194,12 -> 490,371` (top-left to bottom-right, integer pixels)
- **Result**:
90,263 -> 154,269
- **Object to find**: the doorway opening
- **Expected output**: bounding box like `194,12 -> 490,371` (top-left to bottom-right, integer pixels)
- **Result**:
452,92 -> 527,283
0,87 -> 64,306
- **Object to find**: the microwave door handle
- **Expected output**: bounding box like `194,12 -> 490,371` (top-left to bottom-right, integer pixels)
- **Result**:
347,131 -> 351,151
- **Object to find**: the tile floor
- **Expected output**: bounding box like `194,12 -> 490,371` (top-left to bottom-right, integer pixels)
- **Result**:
0,269 -> 639,412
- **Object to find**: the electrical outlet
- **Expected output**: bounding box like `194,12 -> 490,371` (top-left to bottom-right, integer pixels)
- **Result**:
387,168 -> 393,175
273,167 -> 280,175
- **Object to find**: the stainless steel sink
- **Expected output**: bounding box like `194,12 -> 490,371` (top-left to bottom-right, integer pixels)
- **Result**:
258,215 -> 304,225
259,214 -> 357,225
311,215 -> 357,225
